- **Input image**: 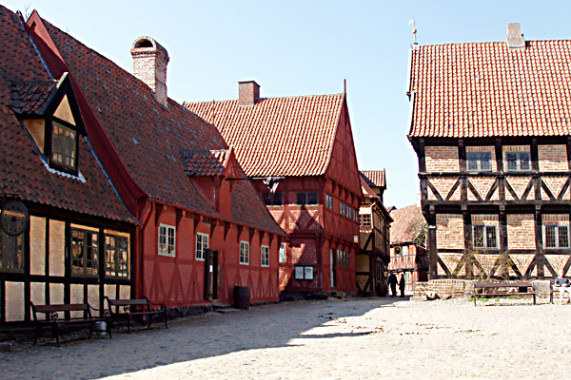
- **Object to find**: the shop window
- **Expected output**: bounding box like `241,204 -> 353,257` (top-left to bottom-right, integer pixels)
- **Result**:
105,233 -> 129,278
71,228 -> 98,276
0,231 -> 24,272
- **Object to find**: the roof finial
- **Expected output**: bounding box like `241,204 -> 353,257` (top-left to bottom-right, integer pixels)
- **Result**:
343,78 -> 347,94
408,17 -> 417,45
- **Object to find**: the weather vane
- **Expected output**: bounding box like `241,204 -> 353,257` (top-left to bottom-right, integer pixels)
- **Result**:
408,17 -> 417,45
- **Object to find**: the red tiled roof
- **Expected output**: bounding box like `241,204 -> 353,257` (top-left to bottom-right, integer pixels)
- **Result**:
0,6 -> 136,224
41,18 -> 283,235
389,205 -> 426,245
409,40 -> 571,138
10,80 -> 57,114
184,94 -> 345,177
360,170 -> 386,189
181,149 -> 228,176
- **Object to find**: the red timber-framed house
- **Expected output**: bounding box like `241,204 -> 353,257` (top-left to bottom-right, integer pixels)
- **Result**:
24,11 -> 285,313
388,205 -> 428,291
357,171 -> 391,296
0,5 -> 138,325
185,81 -> 362,296
408,23 -> 571,281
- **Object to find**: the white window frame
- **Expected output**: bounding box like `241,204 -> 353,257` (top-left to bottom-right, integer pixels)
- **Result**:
261,245 -> 270,267
158,224 -> 176,257
240,241 -> 250,265
473,225 -> 498,249
544,225 -> 570,249
279,243 -> 286,263
505,151 -> 531,171
466,151 -> 492,172
195,232 -> 209,261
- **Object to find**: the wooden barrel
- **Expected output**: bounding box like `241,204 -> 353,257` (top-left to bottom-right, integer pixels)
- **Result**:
234,286 -> 250,309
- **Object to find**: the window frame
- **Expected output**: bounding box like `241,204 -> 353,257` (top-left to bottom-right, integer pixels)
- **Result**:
262,192 -> 283,206
104,232 -> 130,279
47,118 -> 79,175
340,201 -> 345,216
279,243 -> 286,263
239,241 -> 250,265
505,151 -> 531,172
326,194 -> 333,210
296,192 -> 318,206
261,245 -> 270,267
466,151 -> 492,172
71,227 -> 99,276
196,232 -> 209,261
360,214 -> 371,227
545,225 -> 570,249
158,224 -> 176,257
294,265 -> 314,280
472,225 -> 498,249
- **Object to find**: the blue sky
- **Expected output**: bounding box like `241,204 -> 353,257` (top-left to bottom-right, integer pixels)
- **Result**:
4,0 -> 571,208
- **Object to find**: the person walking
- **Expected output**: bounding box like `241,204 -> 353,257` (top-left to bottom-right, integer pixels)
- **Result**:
399,272 -> 406,297
388,272 -> 398,297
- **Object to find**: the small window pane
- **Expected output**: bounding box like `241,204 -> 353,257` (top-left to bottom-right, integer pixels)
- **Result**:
486,226 -> 497,248
559,226 -> 569,248
520,152 -> 530,170
546,226 -> 557,248
480,152 -> 492,170
506,153 -> 518,171
296,193 -> 306,205
279,243 -> 286,263
473,226 -> 484,248
307,192 -> 318,205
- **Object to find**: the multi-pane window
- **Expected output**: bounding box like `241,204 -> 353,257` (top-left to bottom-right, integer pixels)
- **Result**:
473,225 -> 498,249
360,214 -> 371,227
296,192 -> 318,205
240,241 -> 250,265
346,205 -> 352,219
51,121 -> 77,172
326,194 -> 333,210
196,232 -> 209,260
158,224 -> 176,257
279,243 -> 286,263
340,201 -> 345,216
467,151 -> 492,171
353,209 -> 359,222
105,234 -> 129,278
0,231 -> 24,272
261,245 -> 270,267
71,228 -> 98,276
506,151 -> 531,171
336,249 -> 350,268
545,225 -> 570,249
294,265 -> 314,280
262,192 -> 283,206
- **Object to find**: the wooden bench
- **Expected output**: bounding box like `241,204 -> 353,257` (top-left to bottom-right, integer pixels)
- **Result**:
31,302 -> 111,346
473,282 -> 536,306
105,297 -> 168,333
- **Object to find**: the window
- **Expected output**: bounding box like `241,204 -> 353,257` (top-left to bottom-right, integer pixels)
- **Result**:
50,121 -> 77,173
294,265 -> 314,280
326,194 -> 333,210
261,245 -> 270,267
71,228 -> 98,276
279,243 -> 286,263
296,192 -> 318,205
0,231 -> 24,272
353,209 -> 359,222
336,249 -> 349,268
196,232 -> 209,260
158,224 -> 176,257
262,192 -> 283,206
467,151 -> 492,171
506,151 -> 531,171
545,225 -> 570,249
240,241 -> 250,265
473,225 -> 498,249
360,214 -> 371,227
105,233 -> 129,278
340,201 -> 345,216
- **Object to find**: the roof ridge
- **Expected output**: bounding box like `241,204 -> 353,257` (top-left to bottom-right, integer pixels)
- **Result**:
416,39 -> 571,48
185,92 -> 344,106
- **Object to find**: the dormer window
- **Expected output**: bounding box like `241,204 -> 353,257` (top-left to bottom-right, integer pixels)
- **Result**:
50,120 -> 78,173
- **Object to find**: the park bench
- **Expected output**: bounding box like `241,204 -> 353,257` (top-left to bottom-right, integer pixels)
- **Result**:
105,296 -> 168,333
31,302 -> 111,346
473,282 -> 536,306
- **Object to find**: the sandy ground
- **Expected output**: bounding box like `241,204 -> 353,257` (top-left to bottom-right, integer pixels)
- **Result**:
2,296 -> 571,379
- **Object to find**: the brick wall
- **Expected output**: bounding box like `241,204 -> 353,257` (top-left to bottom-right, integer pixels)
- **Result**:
538,144 -> 569,171
507,214 -> 535,249
425,146 -> 459,172
436,214 -> 464,249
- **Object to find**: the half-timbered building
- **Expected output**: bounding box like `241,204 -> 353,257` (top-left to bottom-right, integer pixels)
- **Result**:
388,205 -> 428,291
185,82 -> 362,296
0,6 -> 138,324
357,171 -> 391,296
408,23 -> 571,281
22,10 -> 285,313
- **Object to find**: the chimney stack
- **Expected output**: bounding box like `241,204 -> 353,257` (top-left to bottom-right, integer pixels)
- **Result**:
506,23 -> 525,50
131,36 -> 170,107
238,81 -> 260,106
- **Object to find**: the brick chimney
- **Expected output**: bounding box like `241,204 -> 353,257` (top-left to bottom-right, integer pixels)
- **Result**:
506,23 -> 525,50
131,36 -> 170,107
238,81 -> 260,106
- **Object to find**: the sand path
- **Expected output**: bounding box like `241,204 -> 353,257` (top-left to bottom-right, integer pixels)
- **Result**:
2,297 -> 571,379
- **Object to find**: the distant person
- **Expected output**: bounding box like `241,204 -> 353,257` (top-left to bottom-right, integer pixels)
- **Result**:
399,273 -> 406,297
554,270 -> 571,302
388,272 -> 398,297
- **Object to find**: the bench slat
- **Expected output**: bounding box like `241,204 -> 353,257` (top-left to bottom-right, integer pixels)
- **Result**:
34,303 -> 90,313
